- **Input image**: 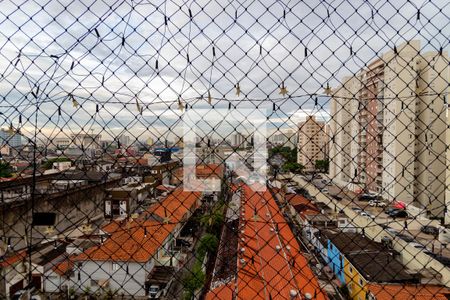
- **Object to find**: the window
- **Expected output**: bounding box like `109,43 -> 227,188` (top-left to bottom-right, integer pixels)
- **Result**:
349,266 -> 353,274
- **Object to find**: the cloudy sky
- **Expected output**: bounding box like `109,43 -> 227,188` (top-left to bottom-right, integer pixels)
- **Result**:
0,0 -> 448,144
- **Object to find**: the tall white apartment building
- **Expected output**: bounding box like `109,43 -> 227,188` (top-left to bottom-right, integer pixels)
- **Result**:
329,40 -> 448,217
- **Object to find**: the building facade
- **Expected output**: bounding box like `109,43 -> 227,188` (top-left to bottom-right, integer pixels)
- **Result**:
297,116 -> 328,172
329,41 -> 448,217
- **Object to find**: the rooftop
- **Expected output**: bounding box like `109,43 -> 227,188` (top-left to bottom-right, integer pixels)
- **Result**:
322,231 -> 417,283
74,189 -> 201,263
367,284 -> 450,300
207,184 -> 328,300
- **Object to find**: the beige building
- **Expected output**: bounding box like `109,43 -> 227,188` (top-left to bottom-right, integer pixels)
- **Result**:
329,76 -> 360,184
329,40 -> 448,217
446,105 -> 450,225
71,132 -> 102,150
297,116 -> 328,172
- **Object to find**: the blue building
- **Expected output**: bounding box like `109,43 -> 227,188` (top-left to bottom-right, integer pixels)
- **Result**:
0,129 -> 24,148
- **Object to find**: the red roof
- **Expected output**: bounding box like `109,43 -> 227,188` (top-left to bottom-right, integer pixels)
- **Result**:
147,189 -> 201,223
286,194 -> 320,216
0,250 -> 26,267
74,221 -> 175,262
367,284 -> 450,300
175,164 -> 224,179
207,184 -> 328,300
75,189 -> 201,262
52,256 -> 75,276
206,282 -> 234,300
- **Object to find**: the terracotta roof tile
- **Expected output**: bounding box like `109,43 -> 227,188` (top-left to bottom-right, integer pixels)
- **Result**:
0,250 -> 26,267
75,189 -> 201,263
74,221 -> 175,262
52,255 -> 75,276
207,184 -> 328,299
367,284 -> 450,300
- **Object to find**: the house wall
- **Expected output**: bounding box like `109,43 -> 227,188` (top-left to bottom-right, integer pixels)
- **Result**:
327,240 -> 345,283
343,258 -> 367,300
43,270 -> 71,293
73,260 -> 154,296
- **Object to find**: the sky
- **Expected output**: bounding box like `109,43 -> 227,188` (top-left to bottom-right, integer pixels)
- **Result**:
0,0 -> 448,145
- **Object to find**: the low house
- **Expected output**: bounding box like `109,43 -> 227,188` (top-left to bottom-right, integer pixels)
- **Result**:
318,231 -> 438,300
72,189 -> 201,297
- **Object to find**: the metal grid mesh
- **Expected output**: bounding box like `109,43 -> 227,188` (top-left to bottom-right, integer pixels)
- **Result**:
0,0 -> 449,299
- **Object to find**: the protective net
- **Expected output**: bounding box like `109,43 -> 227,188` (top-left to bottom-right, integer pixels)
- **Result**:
0,0 -> 450,299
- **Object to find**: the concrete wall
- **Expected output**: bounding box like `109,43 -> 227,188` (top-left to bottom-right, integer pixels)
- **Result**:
73,260 -> 154,297
0,179 -> 120,250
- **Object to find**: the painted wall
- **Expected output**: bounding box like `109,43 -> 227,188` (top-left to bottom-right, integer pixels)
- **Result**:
73,260 -> 154,297
343,258 -> 367,300
327,240 -> 345,283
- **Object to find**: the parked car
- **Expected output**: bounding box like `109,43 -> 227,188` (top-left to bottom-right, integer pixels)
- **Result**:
332,195 -> 343,201
351,207 -> 362,213
360,211 -> 375,219
409,242 -> 427,250
369,200 -> 387,207
397,234 -> 415,242
385,227 -> 400,236
386,209 -> 408,218
358,194 -> 372,201
435,255 -> 450,266
388,209 -> 408,218
421,225 -> 439,236
384,207 -> 398,215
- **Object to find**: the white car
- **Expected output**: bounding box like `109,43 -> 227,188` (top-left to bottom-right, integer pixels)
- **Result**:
360,211 -> 375,219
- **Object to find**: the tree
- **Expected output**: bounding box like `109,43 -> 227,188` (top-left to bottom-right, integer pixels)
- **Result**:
197,234 -> 218,258
315,160 -> 329,173
0,161 -> 12,178
269,146 -> 297,164
282,162 -> 305,174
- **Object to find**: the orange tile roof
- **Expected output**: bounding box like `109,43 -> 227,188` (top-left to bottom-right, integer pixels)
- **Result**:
102,219 -> 123,234
206,282 -> 235,300
174,164 -> 224,179
148,189 -> 201,223
75,189 -> 201,263
0,250 -> 26,267
74,221 -> 175,262
207,184 -> 328,300
367,284 -> 450,300
52,255 -> 75,276
286,194 -> 320,216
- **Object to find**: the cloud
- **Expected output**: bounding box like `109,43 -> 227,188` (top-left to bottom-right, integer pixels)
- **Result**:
0,0 -> 448,142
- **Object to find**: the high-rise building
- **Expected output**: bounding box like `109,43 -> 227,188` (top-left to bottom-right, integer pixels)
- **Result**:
118,134 -> 131,147
270,129 -> 297,149
329,40 -> 448,217
232,132 -> 246,148
0,128 -> 24,148
297,116 -> 327,172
